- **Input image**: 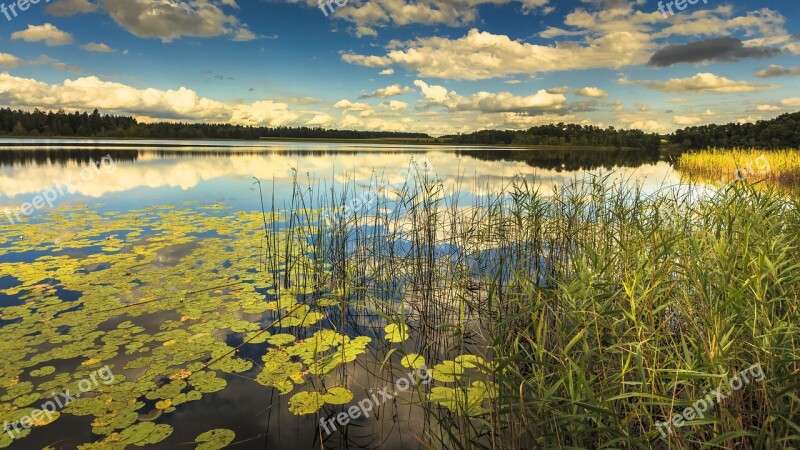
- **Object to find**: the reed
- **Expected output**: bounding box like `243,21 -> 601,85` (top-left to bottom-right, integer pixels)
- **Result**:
677,148 -> 800,189
268,163 -> 800,449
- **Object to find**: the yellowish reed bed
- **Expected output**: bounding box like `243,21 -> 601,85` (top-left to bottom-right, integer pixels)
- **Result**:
677,148 -> 800,188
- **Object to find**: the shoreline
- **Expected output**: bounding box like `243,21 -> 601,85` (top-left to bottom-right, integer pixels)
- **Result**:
0,136 -> 644,152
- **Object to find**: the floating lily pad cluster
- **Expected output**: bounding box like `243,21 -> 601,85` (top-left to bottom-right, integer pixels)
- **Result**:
0,204 -> 346,448
256,327 -> 370,412
428,355 -> 498,417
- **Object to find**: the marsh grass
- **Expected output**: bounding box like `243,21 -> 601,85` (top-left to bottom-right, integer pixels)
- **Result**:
677,148 -> 800,189
266,162 -> 800,449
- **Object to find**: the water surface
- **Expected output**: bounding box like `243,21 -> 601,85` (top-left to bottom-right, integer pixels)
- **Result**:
0,140 -> 680,449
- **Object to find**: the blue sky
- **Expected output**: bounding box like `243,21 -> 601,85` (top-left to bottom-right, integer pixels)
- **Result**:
0,0 -> 798,135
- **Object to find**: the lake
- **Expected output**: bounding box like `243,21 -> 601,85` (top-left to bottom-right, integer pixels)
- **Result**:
1,140 -> 683,449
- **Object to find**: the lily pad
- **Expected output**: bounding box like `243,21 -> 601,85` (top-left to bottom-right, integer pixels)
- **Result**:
195,429 -> 235,450
384,323 -> 409,343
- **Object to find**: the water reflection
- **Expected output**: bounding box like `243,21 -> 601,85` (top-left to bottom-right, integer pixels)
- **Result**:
0,144 -> 681,204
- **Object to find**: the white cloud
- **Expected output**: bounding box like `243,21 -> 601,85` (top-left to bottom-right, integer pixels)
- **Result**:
546,86 -> 569,95
46,0 -> 98,16
379,68 -> 394,75
673,115 -> 702,126
780,98 -> 800,108
619,118 -> 671,133
306,114 -> 333,126
354,26 -> 378,38
343,28 -> 652,80
334,99 -> 372,111
81,42 -> 117,53
381,100 -> 409,111
360,84 -> 410,98
341,5 -> 791,80
328,0 -> 550,29
0,53 -> 22,68
11,23 -> 73,46
100,0 -> 255,42
339,114 -> 413,131
414,79 -> 566,112
0,72 -> 299,126
574,87 -> 608,98
619,73 -> 776,93
755,105 -> 782,112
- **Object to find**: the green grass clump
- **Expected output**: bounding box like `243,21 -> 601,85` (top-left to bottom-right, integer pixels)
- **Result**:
677,148 -> 800,188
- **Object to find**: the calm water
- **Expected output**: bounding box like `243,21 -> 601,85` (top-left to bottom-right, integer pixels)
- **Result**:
0,140 -> 680,449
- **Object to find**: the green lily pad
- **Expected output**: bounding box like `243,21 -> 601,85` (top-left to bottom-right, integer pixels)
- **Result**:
431,360 -> 464,383
288,391 -> 325,415
384,323 -> 409,343
321,387 -> 353,405
195,429 -> 235,450
401,354 -> 426,369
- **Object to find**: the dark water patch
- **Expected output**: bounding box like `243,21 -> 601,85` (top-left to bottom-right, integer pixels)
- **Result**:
53,303 -> 84,320
0,248 -> 49,264
0,275 -> 23,308
152,241 -> 200,267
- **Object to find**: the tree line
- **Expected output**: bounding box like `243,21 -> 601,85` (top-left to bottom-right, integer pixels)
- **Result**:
666,112 -> 800,150
442,123 -> 661,151
0,108 -> 430,140
2,107 -> 798,149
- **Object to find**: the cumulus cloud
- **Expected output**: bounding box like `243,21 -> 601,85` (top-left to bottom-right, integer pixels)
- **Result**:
0,73 -> 298,126
359,84 -> 411,99
0,53 -> 22,68
574,87 -> 608,98
11,23 -> 73,46
619,73 -> 776,93
325,0 -> 550,29
648,37 -> 780,67
755,64 -> 800,78
339,114 -> 413,132
780,98 -> 800,108
305,114 -> 333,126
414,79 -> 566,113
101,0 -> 255,42
81,42 -> 117,53
46,0 -> 98,16
673,115 -> 702,126
334,99 -> 373,112
546,86 -> 569,95
381,100 -> 408,111
342,6 -> 791,80
342,28 -> 653,80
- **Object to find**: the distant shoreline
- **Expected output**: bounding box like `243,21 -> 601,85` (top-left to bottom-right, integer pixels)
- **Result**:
0,136 -> 643,151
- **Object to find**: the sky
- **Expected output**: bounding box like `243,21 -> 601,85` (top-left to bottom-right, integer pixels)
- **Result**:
0,0 -> 798,136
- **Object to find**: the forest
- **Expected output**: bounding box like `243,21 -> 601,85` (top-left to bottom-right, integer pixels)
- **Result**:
442,123 -> 661,150
0,108 -> 430,140
2,108 -> 799,151
666,112 -> 800,149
